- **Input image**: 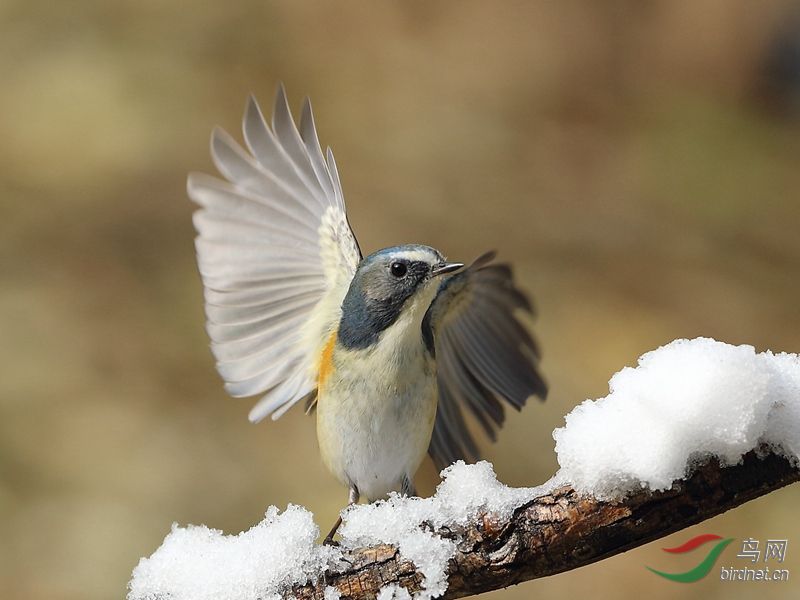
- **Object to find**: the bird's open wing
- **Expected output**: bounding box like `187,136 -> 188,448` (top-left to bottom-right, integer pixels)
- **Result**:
188,86 -> 361,423
423,252 -> 547,470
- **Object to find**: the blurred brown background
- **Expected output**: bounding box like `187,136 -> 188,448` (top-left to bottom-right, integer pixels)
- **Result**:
2,1 -> 799,599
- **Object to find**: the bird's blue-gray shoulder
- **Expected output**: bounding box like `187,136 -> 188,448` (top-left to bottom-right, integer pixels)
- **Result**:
422,251 -> 547,470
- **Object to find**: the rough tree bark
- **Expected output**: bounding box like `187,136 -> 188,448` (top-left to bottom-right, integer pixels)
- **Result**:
287,450 -> 799,600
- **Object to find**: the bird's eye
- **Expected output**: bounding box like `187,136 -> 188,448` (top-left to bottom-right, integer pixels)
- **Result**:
390,262 -> 407,278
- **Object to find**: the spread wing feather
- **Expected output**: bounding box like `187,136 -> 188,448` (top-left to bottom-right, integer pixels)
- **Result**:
189,85 -> 361,423
424,252 -> 547,470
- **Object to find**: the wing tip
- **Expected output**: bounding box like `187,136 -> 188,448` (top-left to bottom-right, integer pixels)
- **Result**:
186,171 -> 200,198
325,146 -> 336,168
299,96 -> 315,139
244,93 -> 264,127
248,406 -> 268,423
209,126 -> 235,164
187,170 -> 216,194
272,81 -> 291,124
275,80 -> 288,100
300,95 -> 312,117
471,250 -> 497,268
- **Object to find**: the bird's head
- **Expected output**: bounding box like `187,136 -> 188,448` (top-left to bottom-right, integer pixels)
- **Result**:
337,244 -> 463,350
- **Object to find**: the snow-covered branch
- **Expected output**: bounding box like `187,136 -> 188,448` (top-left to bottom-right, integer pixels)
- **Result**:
288,450 -> 798,600
128,339 -> 800,600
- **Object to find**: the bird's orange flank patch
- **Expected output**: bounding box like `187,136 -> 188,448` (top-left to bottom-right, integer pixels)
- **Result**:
318,331 -> 337,388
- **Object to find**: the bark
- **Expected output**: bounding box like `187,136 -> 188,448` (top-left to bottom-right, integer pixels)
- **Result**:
287,450 -> 799,600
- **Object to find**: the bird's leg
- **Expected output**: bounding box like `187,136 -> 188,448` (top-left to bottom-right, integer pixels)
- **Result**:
322,516 -> 342,546
323,485 -> 359,545
401,475 -> 417,497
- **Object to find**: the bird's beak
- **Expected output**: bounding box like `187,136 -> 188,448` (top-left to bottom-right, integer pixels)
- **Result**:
431,262 -> 464,277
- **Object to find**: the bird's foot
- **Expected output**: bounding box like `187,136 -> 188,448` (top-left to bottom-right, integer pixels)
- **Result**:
323,515 -> 343,546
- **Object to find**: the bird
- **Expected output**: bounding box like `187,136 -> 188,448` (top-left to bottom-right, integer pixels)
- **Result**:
188,85 -> 547,542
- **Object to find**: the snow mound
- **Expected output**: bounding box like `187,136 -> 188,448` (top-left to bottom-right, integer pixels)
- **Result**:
553,337 -> 800,499
129,337 -> 800,600
127,505 -> 339,600
127,462 -> 544,600
338,461 -> 545,600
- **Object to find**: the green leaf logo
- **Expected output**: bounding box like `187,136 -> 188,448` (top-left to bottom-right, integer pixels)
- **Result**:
646,535 -> 734,583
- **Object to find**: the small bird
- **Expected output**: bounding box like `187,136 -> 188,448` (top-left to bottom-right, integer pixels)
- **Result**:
188,86 -> 547,542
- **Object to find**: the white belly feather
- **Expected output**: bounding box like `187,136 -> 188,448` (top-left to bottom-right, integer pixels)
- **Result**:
316,297 -> 438,501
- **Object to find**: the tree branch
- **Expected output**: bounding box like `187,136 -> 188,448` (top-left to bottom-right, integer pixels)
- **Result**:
288,450 -> 799,600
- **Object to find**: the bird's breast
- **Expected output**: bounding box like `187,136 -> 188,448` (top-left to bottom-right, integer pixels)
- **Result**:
315,317 -> 437,499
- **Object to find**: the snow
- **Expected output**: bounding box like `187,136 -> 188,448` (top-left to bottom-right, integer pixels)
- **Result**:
128,462 -> 544,600
338,461 -> 545,600
127,505 -> 340,600
129,337 -> 800,600
376,585 -> 413,600
553,338 -> 800,499
323,586 -> 342,600
762,350 -> 800,459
